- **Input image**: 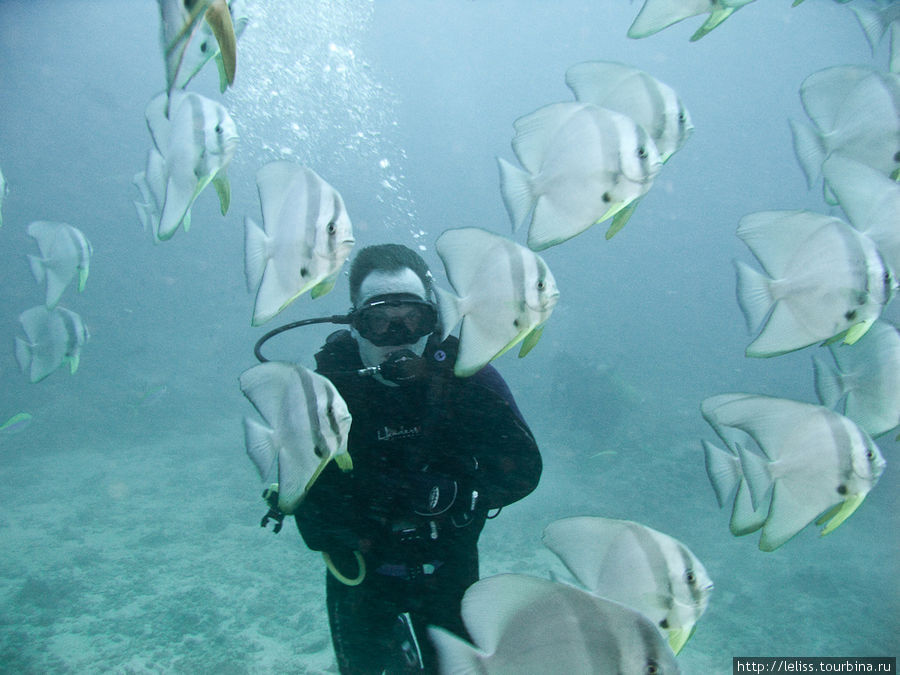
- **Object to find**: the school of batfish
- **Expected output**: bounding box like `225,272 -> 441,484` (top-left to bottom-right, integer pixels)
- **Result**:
2,1 -> 897,672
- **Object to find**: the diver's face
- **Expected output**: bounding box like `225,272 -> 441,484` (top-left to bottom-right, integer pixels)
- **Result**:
352,268 -> 431,370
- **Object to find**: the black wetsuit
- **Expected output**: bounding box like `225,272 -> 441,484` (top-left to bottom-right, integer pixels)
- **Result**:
294,330 -> 542,674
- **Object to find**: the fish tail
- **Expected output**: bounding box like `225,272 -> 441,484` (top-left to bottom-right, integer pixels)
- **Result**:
734,260 -> 773,335
701,440 -> 740,509
27,254 -> 46,285
434,286 -> 462,341
498,157 -> 534,232
789,118 -> 825,189
244,217 -> 270,293
243,416 -> 278,482
851,5 -> 889,53
812,355 -> 845,409
735,443 -> 772,513
14,337 -> 32,376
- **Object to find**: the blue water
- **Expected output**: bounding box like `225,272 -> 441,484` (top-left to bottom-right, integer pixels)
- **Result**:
0,1 -> 897,672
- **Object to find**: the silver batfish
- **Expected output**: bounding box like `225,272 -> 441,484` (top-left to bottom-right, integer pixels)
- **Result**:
26,221 -> 93,309
429,574 -> 680,675
628,0 -> 757,42
701,393 -> 886,551
240,361 -> 353,514
435,228 -> 559,377
543,516 -> 713,655
16,305 -> 90,383
145,90 -> 238,240
735,210 -> 897,356
498,101 -> 661,249
244,162 -> 355,326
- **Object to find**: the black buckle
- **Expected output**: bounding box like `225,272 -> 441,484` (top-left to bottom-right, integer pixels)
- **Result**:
260,485 -> 285,533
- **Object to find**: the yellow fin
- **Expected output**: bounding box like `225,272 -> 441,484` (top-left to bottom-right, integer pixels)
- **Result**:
518,324 -> 545,358
311,273 -> 338,299
205,0 -> 236,86
334,451 -> 353,471
690,8 -> 737,41
605,200 -> 638,240
818,494 -> 867,536
667,626 -> 695,655
843,319 -> 875,345
213,171 -> 231,215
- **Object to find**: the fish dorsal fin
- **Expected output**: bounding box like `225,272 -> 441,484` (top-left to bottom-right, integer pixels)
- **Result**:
510,102 -> 590,173
701,394 -> 808,461
256,161 -> 308,234
799,66 -> 875,133
565,61 -> 639,108
736,210 -> 843,278
435,228 -> 497,297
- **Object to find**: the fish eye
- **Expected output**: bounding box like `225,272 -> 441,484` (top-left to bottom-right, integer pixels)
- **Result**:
215,124 -> 223,134
836,484 -> 848,495
637,146 -> 648,159
844,309 -> 856,321
865,449 -> 876,460
327,221 -> 337,234
685,569 -> 696,584
200,40 -> 209,54
645,660 -> 660,675
894,150 -> 900,163
313,445 -> 324,458
536,279 -> 546,291
602,192 -> 611,203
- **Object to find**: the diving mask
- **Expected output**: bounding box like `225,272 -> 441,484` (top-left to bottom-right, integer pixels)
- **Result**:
350,293 -> 437,347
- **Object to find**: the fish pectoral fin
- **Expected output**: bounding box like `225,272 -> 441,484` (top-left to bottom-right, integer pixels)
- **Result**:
334,451 -> 354,472
817,494 -> 867,536
518,324 -> 545,358
212,170 -> 231,215
205,0 -> 237,85
842,319 -> 876,345
311,272 -> 339,299
666,625 -> 696,655
604,199 -> 640,240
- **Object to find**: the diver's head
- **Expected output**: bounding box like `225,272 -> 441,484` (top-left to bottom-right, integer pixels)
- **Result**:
348,245 -> 438,382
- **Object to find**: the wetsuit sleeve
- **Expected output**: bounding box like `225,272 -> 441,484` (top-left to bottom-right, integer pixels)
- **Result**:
461,365 -> 542,510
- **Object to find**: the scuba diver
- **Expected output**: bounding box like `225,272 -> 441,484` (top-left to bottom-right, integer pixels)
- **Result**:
270,244 -> 542,673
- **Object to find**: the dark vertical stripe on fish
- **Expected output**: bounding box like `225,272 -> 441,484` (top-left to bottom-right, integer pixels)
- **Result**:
626,522 -> 675,611
676,543 -> 703,619
304,169 -> 323,253
642,73 -> 667,142
823,412 -> 855,489
504,240 -> 528,316
298,367 -> 328,458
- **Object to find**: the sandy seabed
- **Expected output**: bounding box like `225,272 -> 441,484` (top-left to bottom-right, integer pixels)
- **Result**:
0,403 -> 896,673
